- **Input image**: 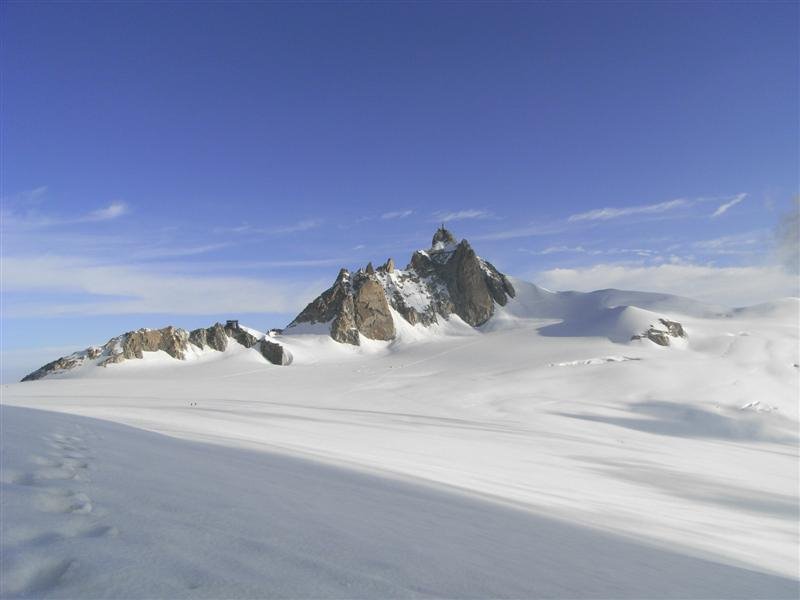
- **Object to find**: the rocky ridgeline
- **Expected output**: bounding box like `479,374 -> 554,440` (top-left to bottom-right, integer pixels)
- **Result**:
21,322 -> 291,381
21,227 -> 690,381
286,227 -> 516,344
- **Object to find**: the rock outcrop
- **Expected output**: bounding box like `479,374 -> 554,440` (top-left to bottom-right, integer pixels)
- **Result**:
632,318 -> 688,346
353,276 -> 395,341
118,326 -> 191,361
260,339 -> 292,366
224,322 -> 259,348
22,321 -> 291,381
190,323 -> 228,352
287,267 -> 395,345
286,227 -> 515,344
21,354 -> 91,382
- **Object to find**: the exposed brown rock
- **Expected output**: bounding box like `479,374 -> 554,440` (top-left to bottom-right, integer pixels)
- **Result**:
191,322 -> 229,351
22,319 -> 292,381
354,277 -> 395,341
121,327 -> 191,360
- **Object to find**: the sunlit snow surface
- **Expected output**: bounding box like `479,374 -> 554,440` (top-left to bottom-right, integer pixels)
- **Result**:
2,279 -> 798,598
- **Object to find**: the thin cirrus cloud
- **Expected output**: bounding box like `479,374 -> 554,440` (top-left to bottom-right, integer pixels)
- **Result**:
567,199 -> 688,222
132,243 -> 234,260
381,210 -> 414,220
84,200 -> 129,222
436,209 -> 493,222
215,219 -> 323,236
711,193 -> 747,218
521,245 -> 658,258
4,198 -> 130,228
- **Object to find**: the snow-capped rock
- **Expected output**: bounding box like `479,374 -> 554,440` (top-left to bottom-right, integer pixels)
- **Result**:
631,318 -> 688,346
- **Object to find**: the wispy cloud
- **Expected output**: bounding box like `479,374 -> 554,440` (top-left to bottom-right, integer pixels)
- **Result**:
85,200 -> 128,222
520,245 -> 657,257
711,193 -> 747,218
472,221 -> 568,241
215,219 -> 323,236
436,209 -> 493,222
132,243 -> 233,260
270,218 -> 322,234
568,199 -> 687,222
521,245 -> 589,256
3,185 -> 49,204
381,210 -> 414,220
3,197 -> 130,229
691,230 -> 764,252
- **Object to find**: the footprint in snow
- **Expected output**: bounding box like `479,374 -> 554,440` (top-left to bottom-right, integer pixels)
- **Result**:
1,557 -> 79,598
2,428 -> 119,598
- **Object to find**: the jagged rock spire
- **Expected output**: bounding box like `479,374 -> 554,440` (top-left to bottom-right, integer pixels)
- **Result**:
432,225 -> 456,248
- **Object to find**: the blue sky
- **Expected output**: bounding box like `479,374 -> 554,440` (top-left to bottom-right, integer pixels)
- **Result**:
2,1 -> 798,381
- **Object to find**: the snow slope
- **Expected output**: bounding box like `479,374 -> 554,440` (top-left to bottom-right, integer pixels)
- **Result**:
2,405 -> 796,599
2,280 -> 798,597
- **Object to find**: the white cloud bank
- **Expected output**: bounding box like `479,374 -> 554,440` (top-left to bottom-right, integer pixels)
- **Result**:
535,263 -> 799,307
775,197 -> 799,274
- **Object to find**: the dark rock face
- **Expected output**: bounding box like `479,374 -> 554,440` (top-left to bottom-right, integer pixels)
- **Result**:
632,318 -> 688,346
260,339 -> 292,366
445,241 -> 498,326
405,239 -> 515,327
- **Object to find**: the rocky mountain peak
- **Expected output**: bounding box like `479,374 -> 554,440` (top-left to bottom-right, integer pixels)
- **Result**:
287,227 -> 515,345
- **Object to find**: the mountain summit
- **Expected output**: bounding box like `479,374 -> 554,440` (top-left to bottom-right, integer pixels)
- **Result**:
286,227 -> 515,344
